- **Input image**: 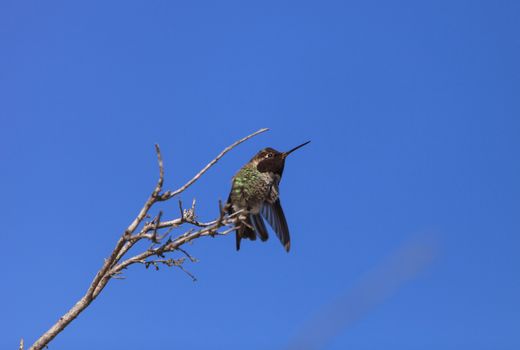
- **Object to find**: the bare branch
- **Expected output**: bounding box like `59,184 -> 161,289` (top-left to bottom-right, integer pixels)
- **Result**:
108,221 -> 235,277
26,129 -> 267,350
161,128 -> 269,200
176,262 -> 198,281
144,257 -> 198,281
177,247 -> 198,263
83,145 -> 167,301
126,144 -> 166,238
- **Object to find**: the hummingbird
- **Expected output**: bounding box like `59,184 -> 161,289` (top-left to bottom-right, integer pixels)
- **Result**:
227,141 -> 310,252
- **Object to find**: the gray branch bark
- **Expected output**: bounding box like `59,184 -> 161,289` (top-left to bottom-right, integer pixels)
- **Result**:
24,128 -> 268,350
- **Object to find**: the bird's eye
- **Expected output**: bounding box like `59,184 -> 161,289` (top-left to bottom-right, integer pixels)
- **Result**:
267,153 -> 273,158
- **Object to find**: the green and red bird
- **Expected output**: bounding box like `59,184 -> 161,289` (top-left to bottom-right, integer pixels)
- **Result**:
227,141 -> 310,252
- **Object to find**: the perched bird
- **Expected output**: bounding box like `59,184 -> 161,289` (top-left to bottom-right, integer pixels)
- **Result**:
227,141 -> 310,252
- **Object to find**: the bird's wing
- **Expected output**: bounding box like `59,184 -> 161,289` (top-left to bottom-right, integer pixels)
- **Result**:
261,198 -> 290,251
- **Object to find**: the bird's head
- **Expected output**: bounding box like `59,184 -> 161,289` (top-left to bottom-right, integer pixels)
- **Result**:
253,141 -> 310,175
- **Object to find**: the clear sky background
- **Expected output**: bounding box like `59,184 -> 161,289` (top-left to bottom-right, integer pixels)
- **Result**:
1,1 -> 519,349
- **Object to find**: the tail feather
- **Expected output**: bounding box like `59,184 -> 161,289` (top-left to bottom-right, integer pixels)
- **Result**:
235,215 -> 256,251
227,195 -> 243,251
228,195 -> 270,251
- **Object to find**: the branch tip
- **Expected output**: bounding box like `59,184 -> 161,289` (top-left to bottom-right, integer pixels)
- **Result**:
165,128 -> 269,199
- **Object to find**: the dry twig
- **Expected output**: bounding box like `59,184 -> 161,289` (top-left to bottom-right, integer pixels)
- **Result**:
25,128 -> 268,350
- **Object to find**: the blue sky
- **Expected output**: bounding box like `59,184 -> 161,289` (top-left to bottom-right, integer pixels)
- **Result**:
1,1 -> 519,349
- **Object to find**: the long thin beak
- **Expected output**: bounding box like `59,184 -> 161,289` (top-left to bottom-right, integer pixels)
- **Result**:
282,140 -> 311,158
